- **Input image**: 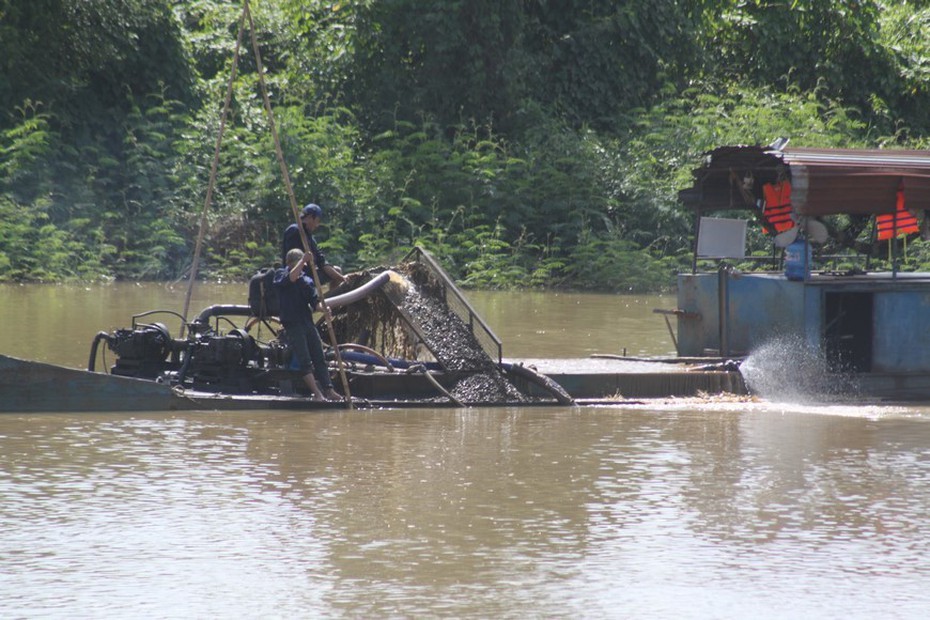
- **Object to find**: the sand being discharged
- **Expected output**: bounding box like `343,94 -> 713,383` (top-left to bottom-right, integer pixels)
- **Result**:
337,261 -> 530,404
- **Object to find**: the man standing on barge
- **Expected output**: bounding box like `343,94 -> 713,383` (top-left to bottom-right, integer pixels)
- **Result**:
274,248 -> 343,402
281,203 -> 346,290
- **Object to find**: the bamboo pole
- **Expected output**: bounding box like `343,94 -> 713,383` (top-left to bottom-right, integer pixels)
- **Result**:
180,4 -> 247,335
244,0 -> 353,408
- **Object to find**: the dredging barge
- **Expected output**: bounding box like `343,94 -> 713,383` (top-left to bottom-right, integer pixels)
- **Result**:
1,247 -> 742,413
15,141 -> 930,411
675,142 -> 930,400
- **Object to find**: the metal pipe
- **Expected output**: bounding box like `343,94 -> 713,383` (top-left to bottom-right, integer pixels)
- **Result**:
408,363 -> 465,407
718,265 -> 730,357
325,271 -> 391,309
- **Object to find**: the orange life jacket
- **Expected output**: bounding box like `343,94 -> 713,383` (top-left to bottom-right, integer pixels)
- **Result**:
876,184 -> 919,241
762,181 -> 795,233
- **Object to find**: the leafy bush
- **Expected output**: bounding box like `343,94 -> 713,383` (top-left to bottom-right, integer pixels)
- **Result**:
2,0 -> 930,291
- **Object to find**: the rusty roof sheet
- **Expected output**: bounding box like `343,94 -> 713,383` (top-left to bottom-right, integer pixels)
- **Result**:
680,145 -> 930,217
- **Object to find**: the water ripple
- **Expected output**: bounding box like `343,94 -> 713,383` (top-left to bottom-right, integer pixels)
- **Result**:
3,408 -> 930,617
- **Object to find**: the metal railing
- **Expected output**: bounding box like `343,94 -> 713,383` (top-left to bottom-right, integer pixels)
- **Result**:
695,252 -> 882,274
403,246 -> 504,364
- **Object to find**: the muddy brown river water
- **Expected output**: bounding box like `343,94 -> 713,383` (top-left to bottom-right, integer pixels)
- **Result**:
2,283 -> 929,618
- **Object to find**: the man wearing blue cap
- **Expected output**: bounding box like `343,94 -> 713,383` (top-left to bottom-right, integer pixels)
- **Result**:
281,203 -> 347,289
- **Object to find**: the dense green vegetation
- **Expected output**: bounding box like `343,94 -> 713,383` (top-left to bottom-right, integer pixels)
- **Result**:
2,0 -> 930,289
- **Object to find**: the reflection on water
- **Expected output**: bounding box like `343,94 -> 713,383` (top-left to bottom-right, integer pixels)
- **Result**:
3,284 -> 930,617
3,406 -> 930,617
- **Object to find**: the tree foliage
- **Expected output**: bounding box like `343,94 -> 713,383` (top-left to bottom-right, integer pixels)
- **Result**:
1,0 -> 930,288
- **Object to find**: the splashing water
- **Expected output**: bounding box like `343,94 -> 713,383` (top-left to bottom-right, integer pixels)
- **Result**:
739,334 -> 859,404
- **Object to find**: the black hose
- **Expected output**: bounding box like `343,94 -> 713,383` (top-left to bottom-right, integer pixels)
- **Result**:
194,304 -> 254,324
88,332 -> 111,372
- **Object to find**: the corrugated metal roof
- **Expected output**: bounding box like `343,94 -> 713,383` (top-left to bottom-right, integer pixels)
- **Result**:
680,145 -> 930,217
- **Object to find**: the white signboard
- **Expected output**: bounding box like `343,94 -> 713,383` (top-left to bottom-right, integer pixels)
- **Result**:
697,217 -> 747,258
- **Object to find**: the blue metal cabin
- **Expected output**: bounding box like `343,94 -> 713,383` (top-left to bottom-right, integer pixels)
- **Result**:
675,144 -> 930,399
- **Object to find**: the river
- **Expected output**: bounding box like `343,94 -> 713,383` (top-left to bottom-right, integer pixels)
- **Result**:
2,283 -> 929,618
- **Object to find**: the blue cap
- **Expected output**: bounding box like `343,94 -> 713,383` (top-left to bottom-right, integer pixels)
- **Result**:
301,203 -> 322,218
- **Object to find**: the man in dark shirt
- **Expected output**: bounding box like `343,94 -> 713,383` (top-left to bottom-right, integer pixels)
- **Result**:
273,248 -> 342,402
281,203 -> 347,289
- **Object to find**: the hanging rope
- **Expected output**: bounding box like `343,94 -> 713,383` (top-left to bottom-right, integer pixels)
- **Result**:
244,0 -> 353,408
180,4 -> 248,335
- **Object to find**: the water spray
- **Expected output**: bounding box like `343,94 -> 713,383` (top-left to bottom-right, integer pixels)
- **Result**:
740,334 -> 859,404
